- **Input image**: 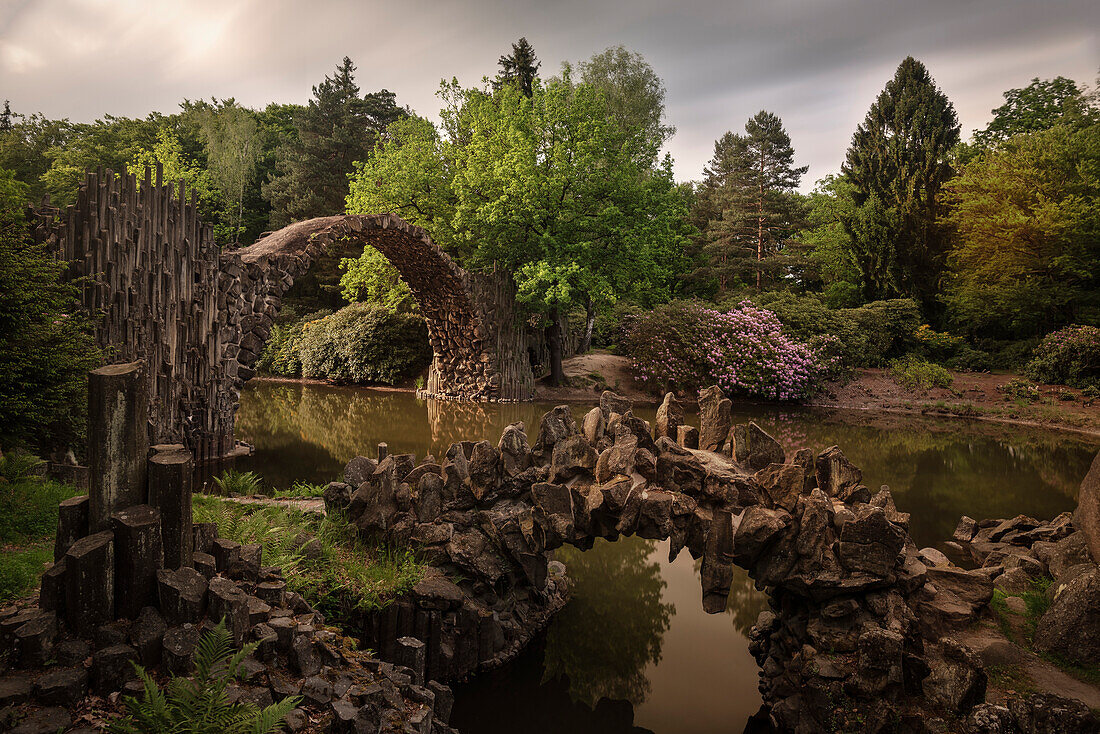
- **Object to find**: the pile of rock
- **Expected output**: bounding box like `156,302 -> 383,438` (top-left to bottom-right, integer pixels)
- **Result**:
332,386 -> 1075,731
0,521 -> 455,734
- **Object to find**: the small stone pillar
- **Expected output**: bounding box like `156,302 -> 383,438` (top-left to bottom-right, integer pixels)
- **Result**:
655,392 -> 684,441
700,509 -> 735,614
54,495 -> 89,561
698,385 -> 732,453
63,531 -> 115,637
378,442 -> 388,461
395,636 -> 426,686
110,505 -> 164,619
148,446 -> 194,569
88,362 -> 149,530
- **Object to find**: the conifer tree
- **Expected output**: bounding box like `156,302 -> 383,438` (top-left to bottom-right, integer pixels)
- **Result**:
494,38 -> 541,98
263,57 -> 404,225
842,56 -> 959,309
696,111 -> 807,292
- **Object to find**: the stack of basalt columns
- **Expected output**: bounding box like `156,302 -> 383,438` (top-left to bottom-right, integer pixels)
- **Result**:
44,361 -> 194,632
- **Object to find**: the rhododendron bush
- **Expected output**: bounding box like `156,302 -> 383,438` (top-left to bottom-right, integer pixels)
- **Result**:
622,301 -> 835,401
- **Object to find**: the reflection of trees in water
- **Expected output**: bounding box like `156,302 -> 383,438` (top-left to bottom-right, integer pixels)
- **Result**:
543,538 -> 674,707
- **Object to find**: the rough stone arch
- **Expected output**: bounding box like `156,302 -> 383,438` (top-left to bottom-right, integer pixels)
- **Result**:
226,214 -> 535,403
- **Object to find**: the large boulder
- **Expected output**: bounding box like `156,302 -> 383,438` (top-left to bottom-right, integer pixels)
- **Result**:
1075,450 -> 1100,565
532,406 -> 578,461
599,391 -> 632,420
1033,566 -> 1100,666
731,422 -> 785,472
837,505 -> 906,578
497,422 -> 532,477
654,392 -> 683,441
697,386 -> 732,453
551,435 -> 598,483
815,446 -> 863,499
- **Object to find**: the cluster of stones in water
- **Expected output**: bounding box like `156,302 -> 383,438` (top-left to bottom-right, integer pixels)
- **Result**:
326,387 -> 1100,733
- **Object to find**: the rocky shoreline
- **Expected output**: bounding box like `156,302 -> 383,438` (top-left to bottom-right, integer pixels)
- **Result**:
2,383 -> 1099,732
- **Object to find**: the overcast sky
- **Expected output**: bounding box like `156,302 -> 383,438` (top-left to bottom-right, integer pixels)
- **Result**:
2,0 -> 1097,189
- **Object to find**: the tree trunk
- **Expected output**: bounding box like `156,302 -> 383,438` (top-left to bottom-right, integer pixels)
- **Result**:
546,308 -> 565,387
579,297 -> 596,354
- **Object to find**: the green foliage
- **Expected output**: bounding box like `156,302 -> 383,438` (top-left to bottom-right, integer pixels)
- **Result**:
0,170 -> 101,451
692,111 -> 808,293
0,476 -> 79,543
591,301 -> 646,351
347,72 -> 691,325
1023,325 -> 1100,388
212,470 -> 263,496
798,174 -> 861,299
273,481 -> 325,499
752,292 -> 921,368
338,246 -> 415,311
189,99 -> 261,246
0,451 -> 44,483
578,46 -> 674,147
974,76 -> 1094,148
264,57 -> 405,226
255,309 -> 332,378
298,303 -> 431,385
192,495 -> 423,615
0,544 -> 52,603
110,620 -> 300,734
943,122 -> 1100,340
889,355 -> 954,390
842,56 -> 960,308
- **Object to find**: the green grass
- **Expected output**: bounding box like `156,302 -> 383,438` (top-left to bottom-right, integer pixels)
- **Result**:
0,543 -> 52,603
192,495 -> 423,618
272,481 -> 325,499
0,475 -> 80,602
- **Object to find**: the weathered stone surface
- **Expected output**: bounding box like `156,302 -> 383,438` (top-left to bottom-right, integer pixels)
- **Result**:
677,424 -> 699,450
9,706 -> 71,734
1075,450 -> 1100,565
924,639 -> 986,715
110,504 -> 164,618
581,408 -> 605,446
92,643 -> 137,693
63,530 -> 115,637
163,625 -> 200,675
156,567 -> 208,625
498,422 -> 532,477
731,422 -> 785,472
733,506 -> 791,567
1033,566 -> 1100,666
53,495 -> 89,561
532,405 -> 578,460
815,445 -> 863,498
754,463 -> 804,512
147,447 -> 193,569
550,435 -> 598,483
344,456 -> 377,487
323,482 -> 352,514
208,577 -> 250,645
129,606 -> 166,667
33,667 -> 88,706
88,362 -> 149,531
926,566 -> 994,611
698,386 -> 732,452
837,505 -> 906,578
13,611 -> 57,667
655,392 -> 683,441
599,391 -> 632,420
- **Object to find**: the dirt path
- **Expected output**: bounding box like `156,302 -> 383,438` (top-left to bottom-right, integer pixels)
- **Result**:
224,495 -> 326,515
960,624 -> 1100,710
534,351 -> 654,403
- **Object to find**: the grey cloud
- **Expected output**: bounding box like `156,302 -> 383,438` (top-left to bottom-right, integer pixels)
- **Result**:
1,0 -> 1096,188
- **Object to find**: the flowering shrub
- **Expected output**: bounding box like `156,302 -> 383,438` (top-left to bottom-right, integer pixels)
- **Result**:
1024,325 -> 1100,389
621,301 -> 835,401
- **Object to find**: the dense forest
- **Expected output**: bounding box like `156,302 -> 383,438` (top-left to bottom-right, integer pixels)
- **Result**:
3,39 -> 1099,450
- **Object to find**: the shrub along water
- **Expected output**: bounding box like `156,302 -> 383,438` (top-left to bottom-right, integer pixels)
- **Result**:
1024,325 -> 1100,389
622,300 -> 836,400
257,302 -> 431,385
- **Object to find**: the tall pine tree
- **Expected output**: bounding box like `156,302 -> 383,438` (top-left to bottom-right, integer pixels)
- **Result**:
494,38 -> 540,98
695,111 -> 807,293
842,56 -> 959,309
263,57 -> 405,225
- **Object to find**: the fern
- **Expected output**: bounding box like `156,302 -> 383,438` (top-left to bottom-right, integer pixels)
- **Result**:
110,620 -> 300,734
0,451 -> 45,483
213,470 -> 263,496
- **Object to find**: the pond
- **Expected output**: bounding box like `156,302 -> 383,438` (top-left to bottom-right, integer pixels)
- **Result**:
235,381 -> 1099,733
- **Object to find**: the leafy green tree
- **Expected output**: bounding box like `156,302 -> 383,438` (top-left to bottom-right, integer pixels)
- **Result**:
578,45 -> 675,146
494,37 -> 540,98
974,76 -> 1093,147
189,99 -> 261,246
263,57 -> 405,226
0,169 -> 100,453
798,174 -> 861,306
338,246 -> 415,311
942,121 -> 1100,339
348,74 -> 689,384
842,56 -> 960,311
695,111 -> 807,292
0,107 -> 74,203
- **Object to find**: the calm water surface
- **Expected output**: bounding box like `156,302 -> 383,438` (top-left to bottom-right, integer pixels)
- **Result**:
236,381 -> 1099,733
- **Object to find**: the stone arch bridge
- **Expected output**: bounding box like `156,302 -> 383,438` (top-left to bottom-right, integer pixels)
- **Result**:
31,169 -> 536,459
